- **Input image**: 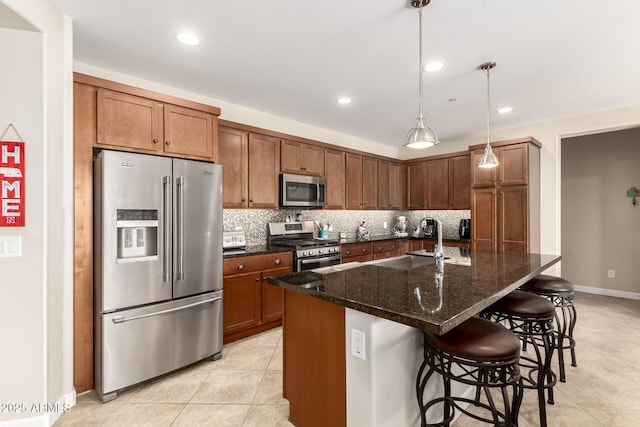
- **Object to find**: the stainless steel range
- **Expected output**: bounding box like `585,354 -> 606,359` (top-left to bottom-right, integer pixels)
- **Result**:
268,221 -> 341,272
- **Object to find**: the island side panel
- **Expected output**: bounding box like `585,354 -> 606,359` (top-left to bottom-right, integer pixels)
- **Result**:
283,290 -> 346,427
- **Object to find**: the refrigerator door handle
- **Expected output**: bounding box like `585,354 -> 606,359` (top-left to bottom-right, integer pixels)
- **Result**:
162,175 -> 172,283
176,176 -> 185,280
111,296 -> 222,324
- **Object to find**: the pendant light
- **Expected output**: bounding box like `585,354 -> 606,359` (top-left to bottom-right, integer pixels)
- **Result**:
404,0 -> 439,149
478,61 -> 499,168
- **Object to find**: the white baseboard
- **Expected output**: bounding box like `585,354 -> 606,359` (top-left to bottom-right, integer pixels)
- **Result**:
575,285 -> 640,300
0,390 -> 76,427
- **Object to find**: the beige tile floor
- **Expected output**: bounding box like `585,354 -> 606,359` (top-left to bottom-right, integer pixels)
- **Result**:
56,292 -> 639,426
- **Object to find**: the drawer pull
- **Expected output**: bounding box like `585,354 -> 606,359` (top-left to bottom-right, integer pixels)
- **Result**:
237,264 -> 245,270
165,140 -> 171,145
346,250 -> 351,255
362,248 -> 368,253
378,246 -> 383,250
275,258 -> 281,265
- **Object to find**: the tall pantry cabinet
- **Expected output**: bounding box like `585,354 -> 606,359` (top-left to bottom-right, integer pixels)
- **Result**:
470,137 -> 540,253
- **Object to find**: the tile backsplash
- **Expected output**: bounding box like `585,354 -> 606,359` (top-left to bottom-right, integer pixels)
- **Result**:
223,209 -> 471,246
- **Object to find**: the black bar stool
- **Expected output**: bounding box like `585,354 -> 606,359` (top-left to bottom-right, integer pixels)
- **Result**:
482,290 -> 557,427
416,317 -> 523,427
520,274 -> 577,382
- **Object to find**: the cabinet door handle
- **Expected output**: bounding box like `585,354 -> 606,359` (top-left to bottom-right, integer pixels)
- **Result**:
346,250 -> 351,255
274,259 -> 281,265
392,244 -> 396,249
362,248 -> 368,253
241,198 -> 246,202
153,138 -> 159,144
255,277 -> 260,282
237,264 -> 245,270
378,246 -> 383,250
165,140 -> 171,145
249,199 -> 253,203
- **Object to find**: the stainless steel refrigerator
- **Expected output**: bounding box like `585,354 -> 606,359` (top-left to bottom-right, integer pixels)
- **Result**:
94,150 -> 223,402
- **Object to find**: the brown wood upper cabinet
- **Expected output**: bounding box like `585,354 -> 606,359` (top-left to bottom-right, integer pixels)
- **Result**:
345,154 -> 377,209
448,154 -> 471,209
470,138 -> 541,253
324,149 -> 346,209
471,143 -> 529,187
218,126 -> 280,209
377,160 -> 402,210
280,139 -> 325,176
97,88 -> 215,160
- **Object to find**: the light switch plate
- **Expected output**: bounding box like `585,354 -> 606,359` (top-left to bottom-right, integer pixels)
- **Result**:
0,235 -> 22,257
351,329 -> 366,360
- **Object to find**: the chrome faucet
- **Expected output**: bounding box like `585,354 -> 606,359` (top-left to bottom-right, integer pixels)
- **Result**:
434,218 -> 444,273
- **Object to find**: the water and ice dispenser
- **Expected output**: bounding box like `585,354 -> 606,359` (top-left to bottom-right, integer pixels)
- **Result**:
116,209 -> 158,262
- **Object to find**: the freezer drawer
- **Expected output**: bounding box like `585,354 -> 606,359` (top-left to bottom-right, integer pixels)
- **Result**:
95,292 -> 223,401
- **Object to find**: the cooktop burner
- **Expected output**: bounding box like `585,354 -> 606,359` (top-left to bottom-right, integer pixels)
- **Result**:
270,239 -> 340,249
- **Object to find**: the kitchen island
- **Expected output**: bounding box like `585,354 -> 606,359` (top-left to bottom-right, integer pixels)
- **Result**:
266,248 -> 561,427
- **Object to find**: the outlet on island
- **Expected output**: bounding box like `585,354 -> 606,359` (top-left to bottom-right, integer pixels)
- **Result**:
351,329 -> 366,360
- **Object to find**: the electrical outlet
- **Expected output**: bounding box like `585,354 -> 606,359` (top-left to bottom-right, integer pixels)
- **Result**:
607,269 -> 615,279
383,221 -> 387,229
351,329 -> 366,360
0,236 -> 22,257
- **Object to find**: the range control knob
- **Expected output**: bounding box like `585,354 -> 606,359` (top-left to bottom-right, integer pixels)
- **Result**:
318,249 -> 323,254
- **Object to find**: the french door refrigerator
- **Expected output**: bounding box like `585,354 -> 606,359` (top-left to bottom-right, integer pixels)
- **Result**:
94,150 -> 223,402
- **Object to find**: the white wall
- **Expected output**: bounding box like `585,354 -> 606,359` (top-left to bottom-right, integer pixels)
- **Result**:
0,0 -> 74,425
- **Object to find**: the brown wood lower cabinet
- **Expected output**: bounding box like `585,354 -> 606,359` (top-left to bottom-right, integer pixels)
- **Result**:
372,240 -> 403,260
284,290 -> 346,427
223,252 -> 292,343
341,242 -> 373,263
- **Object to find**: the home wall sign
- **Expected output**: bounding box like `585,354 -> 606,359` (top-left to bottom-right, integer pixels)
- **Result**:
0,124 -> 25,227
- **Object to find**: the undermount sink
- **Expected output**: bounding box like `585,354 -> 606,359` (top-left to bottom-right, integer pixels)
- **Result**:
366,255 -> 435,271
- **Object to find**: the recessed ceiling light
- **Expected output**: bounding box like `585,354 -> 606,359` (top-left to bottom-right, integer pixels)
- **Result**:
423,61 -> 445,72
336,97 -> 353,105
497,106 -> 513,114
175,31 -> 202,46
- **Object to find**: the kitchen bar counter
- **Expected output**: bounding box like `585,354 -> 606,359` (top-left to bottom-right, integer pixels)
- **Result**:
268,249 -> 561,427
267,249 -> 561,335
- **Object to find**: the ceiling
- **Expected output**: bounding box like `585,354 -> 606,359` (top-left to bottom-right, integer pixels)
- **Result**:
53,0 -> 640,149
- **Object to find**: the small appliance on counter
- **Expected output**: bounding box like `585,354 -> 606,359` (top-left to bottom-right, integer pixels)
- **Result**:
392,215 -> 408,237
421,218 -> 439,238
223,229 -> 247,252
459,219 -> 471,239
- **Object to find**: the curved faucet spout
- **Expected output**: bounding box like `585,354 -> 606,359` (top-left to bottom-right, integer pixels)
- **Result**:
434,218 -> 444,273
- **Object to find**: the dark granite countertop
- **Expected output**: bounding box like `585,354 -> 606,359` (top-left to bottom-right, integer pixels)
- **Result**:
267,249 -> 561,335
223,245 -> 293,259
339,235 -> 470,245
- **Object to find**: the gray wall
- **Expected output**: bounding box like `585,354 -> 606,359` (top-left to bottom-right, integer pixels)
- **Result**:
561,127 -> 640,296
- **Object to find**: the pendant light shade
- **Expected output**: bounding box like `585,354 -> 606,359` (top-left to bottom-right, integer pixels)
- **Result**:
478,61 -> 499,168
403,0 -> 439,149
405,116 -> 438,149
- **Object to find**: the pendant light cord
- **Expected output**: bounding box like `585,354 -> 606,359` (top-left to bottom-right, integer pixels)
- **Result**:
486,65 -> 491,144
417,2 -> 424,119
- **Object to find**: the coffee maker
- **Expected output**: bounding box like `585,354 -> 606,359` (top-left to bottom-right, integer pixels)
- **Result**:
459,219 -> 471,239
422,218 -> 438,238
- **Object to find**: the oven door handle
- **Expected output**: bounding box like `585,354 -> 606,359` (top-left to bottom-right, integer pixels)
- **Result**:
300,254 -> 342,265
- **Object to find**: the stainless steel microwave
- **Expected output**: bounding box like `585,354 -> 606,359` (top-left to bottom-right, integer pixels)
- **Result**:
279,173 -> 326,208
